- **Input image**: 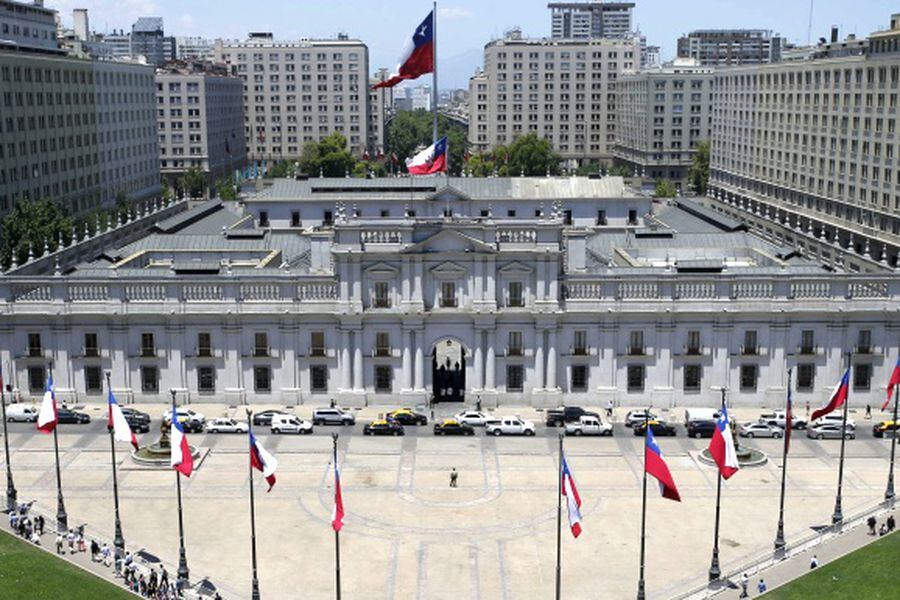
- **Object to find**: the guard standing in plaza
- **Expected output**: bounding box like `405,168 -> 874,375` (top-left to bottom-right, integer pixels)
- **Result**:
449,468 -> 458,488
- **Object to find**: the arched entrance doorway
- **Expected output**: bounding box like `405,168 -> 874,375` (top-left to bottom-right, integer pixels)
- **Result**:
432,338 -> 466,402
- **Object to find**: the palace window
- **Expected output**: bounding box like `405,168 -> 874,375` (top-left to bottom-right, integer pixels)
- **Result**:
573,330 -> 587,355
83,333 -> 99,357
198,367 -> 215,392
684,364 -> 702,392
507,331 -> 523,356
141,366 -> 158,393
28,366 -> 45,392
800,330 -> 815,355
571,365 -> 588,391
310,331 -> 326,356
197,332 -> 212,357
740,364 -> 758,391
856,330 -> 871,354
686,331 -> 701,355
310,365 -> 328,392
374,281 -> 391,308
375,332 -> 391,357
853,363 -> 871,391
627,364 -> 644,392
440,281 -> 457,307
141,333 -> 155,357
628,331 -> 644,356
84,366 -> 102,394
375,365 -> 392,392
254,332 -> 268,357
742,330 -> 757,355
797,363 -> 815,391
507,365 -> 524,391
507,281 -> 524,307
254,366 -> 271,392
27,333 -> 41,357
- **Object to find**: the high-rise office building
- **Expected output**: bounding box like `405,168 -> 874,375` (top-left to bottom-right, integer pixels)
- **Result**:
130,17 -> 174,67
368,68 -> 393,154
0,0 -> 59,52
677,29 -> 784,66
548,1 -> 634,40
469,28 -> 638,164
214,33 -> 370,161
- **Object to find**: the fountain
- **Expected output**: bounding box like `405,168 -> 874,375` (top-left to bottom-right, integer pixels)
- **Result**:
698,418 -> 768,468
132,416 -> 200,467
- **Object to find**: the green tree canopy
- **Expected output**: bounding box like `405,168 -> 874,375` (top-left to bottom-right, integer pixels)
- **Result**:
654,179 -> 678,198
0,198 -> 73,269
178,167 -> 207,198
689,140 -> 710,195
215,178 -> 238,201
299,133 -> 356,177
506,133 -> 561,176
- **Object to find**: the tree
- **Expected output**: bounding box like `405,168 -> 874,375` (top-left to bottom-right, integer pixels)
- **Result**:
178,167 -> 207,198
298,133 -> 356,177
505,134 -> 561,176
654,179 -> 678,198
215,178 -> 238,201
268,160 -> 296,178
689,140 -> 710,195
385,109 -> 468,175
0,198 -> 73,269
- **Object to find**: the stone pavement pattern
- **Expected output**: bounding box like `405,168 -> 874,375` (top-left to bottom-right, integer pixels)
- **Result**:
1,404 -> 896,599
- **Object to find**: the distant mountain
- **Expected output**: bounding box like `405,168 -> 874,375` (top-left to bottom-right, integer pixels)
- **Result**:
437,47 -> 484,90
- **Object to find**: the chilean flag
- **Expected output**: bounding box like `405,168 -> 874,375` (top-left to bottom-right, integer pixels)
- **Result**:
108,389 -> 138,450
372,11 -> 434,89
406,137 -> 447,175
884,358 -> 900,411
645,428 -> 681,502
811,369 -> 850,422
249,430 -> 278,492
561,451 -> 583,538
170,398 -> 193,477
36,374 -> 58,434
708,404 -> 739,480
331,447 -> 344,532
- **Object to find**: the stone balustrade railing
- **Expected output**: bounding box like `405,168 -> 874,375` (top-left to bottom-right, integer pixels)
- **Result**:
496,229 -> 538,244
361,230 -> 403,244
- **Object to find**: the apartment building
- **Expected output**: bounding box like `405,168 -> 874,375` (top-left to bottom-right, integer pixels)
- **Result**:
214,33 -> 370,161
368,68 -> 393,154
156,62 -> 247,188
613,58 -> 713,183
0,0 -> 58,52
706,15 -> 900,273
677,29 -> 784,66
130,17 -> 174,67
468,29 -> 638,165
548,1 -> 634,40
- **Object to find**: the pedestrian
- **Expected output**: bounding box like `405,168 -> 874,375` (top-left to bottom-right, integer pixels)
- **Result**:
8,511 -> 17,530
865,404 -> 872,419
739,572 -> 749,598
888,514 -> 895,532
91,539 -> 100,561
449,467 -> 458,488
29,529 -> 40,545
160,566 -> 169,590
805,402 -> 810,417
757,579 -> 767,594
606,399 -> 614,418
868,515 -> 877,535
879,523 -> 888,536
101,542 -> 111,567
77,530 -> 86,553
810,555 -> 819,569
36,515 -> 44,536
55,532 -> 64,555
67,529 -> 76,554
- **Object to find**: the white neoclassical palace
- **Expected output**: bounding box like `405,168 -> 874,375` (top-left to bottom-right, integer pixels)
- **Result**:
1,176 -> 898,408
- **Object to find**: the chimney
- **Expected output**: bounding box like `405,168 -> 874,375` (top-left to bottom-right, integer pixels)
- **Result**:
830,26 -> 838,43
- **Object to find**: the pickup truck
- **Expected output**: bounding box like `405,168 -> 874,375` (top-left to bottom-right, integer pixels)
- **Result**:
545,406 -> 600,427
759,410 -> 807,430
564,416 -> 613,436
485,417 -> 536,436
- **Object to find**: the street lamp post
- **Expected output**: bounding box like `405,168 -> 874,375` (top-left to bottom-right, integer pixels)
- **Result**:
1,364 -> 17,512
50,363 -> 67,534
172,389 -> 190,589
105,372 -> 125,566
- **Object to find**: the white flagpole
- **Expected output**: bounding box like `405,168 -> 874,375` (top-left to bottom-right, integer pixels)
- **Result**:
432,2 -> 438,146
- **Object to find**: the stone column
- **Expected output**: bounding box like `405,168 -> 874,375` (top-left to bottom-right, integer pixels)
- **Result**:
414,331 -> 425,390
534,330 -> 545,391
486,257 -> 496,304
474,258 -> 483,302
485,330 -> 496,390
546,329 -> 558,390
402,328 -> 413,390
536,258 -> 545,301
353,332 -> 364,391
473,331 -> 484,390
340,330 -> 351,390
413,259 -> 423,301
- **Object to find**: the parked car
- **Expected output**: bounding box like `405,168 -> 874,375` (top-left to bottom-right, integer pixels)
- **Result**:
811,414 -> 856,430
253,410 -> 288,427
633,420 -> 677,437
686,420 -> 717,439
363,419 -> 404,436
625,410 -> 658,428
758,410 -> 807,430
684,408 -> 719,426
546,406 -> 600,427
873,420 -> 899,438
163,408 -> 206,433
564,416 -> 613,436
5,404 -> 38,422
206,418 -> 249,434
120,408 -> 151,433
312,407 -> 355,426
433,419 -> 475,436
455,410 -> 490,427
386,408 -> 428,426
56,408 -> 90,424
270,414 -> 313,434
485,417 -> 536,436
807,423 -> 855,440
739,422 -> 783,439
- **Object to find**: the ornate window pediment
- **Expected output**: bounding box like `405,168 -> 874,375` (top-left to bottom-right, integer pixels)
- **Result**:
405,229 -> 496,254
497,261 -> 534,275
364,262 -> 399,276
430,261 -> 468,278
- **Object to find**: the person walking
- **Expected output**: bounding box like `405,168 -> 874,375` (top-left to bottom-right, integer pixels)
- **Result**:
606,399 -> 614,419
55,532 -> 64,555
90,539 -> 100,562
160,566 -> 169,590
36,515 -> 44,536
879,523 -> 888,536
101,542 -> 111,567
757,579 -> 767,594
887,514 -> 895,532
810,555 -> 819,569
66,529 -> 76,554
449,467 -> 458,488
739,573 -> 749,598
865,404 -> 872,419
868,515 -> 877,535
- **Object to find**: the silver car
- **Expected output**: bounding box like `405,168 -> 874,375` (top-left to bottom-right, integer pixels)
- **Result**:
455,410 -> 490,427
738,422 -> 782,439
807,424 -> 855,440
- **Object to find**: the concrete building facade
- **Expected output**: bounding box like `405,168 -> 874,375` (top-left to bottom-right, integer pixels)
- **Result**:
549,1 -> 634,40
214,33 -> 370,161
468,30 -> 638,165
368,68 -> 393,154
613,59 -> 713,184
0,0 -> 58,52
156,64 -> 247,187
705,15 -> 900,273
677,29 -> 784,66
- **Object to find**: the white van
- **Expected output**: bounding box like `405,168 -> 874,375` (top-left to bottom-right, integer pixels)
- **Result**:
6,404 -> 38,422
271,414 -> 314,434
684,408 -> 719,426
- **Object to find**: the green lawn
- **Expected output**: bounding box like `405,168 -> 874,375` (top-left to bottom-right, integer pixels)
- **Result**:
0,529 -> 134,599
766,530 -> 899,599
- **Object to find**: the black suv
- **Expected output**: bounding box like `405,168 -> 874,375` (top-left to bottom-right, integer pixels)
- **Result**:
686,420 -> 717,439
633,420 -> 677,437
57,408 -> 91,424
120,408 -> 151,433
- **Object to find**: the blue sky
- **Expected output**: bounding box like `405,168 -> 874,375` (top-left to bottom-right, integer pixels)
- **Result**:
51,0 -> 897,88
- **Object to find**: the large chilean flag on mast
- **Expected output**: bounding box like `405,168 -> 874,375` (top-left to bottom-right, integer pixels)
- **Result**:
811,369 -> 850,422
372,11 -> 434,89
406,137 -> 448,175
708,404 -> 740,480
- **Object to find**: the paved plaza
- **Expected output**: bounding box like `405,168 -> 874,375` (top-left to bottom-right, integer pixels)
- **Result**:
1,403 -> 896,599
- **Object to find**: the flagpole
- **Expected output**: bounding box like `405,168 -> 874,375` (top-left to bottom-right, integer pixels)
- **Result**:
555,431 -> 563,600
172,389 -> 190,590
774,369 -> 791,555
636,407 -> 650,600
333,432 -> 342,600
432,1 -> 438,146
831,353 -> 851,527
50,362 -> 68,534
105,372 -> 125,570
708,387 -> 726,582
247,410 -> 261,600
886,380 -> 899,504
1,363 -> 17,513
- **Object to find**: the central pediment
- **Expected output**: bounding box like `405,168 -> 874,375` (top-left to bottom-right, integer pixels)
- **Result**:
403,229 -> 496,254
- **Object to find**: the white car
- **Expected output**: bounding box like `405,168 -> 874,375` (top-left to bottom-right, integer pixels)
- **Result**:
739,422 -> 782,439
758,410 -> 807,430
565,416 -> 613,436
163,407 -> 206,426
455,410 -> 490,427
812,414 -> 856,430
485,416 -> 536,436
205,418 -> 248,434
625,410 -> 658,428
5,404 -> 38,422
271,414 -> 314,434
